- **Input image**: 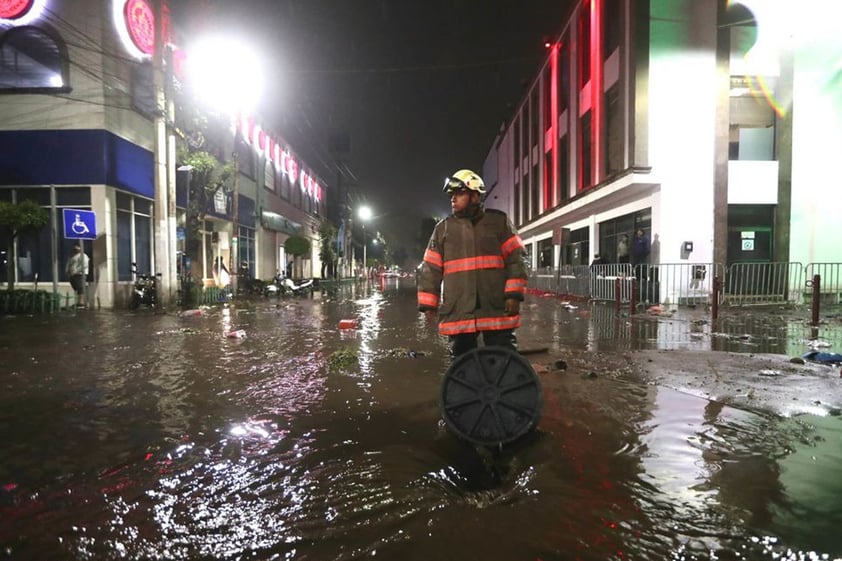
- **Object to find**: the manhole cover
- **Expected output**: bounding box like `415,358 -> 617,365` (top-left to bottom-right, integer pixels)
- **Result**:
440,346 -> 543,446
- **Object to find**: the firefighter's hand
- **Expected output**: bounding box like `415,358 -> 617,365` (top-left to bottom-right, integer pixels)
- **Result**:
423,309 -> 438,322
504,298 -> 520,316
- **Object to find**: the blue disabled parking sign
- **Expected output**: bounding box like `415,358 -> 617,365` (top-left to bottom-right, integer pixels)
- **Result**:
63,208 -> 97,240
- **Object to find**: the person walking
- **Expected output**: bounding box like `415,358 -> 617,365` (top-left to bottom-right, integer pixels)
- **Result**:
631,228 -> 650,266
65,243 -> 90,308
417,169 -> 528,359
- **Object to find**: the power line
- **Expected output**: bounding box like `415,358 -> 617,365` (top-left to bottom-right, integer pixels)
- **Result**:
287,54 -> 544,76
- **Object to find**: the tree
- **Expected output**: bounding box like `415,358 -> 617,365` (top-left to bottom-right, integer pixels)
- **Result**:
318,220 -> 338,279
285,235 -> 311,257
178,150 -> 232,264
0,200 -> 50,290
285,235 -> 312,279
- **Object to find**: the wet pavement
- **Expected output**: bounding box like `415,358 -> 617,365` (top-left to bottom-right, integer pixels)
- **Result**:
1,280 -> 841,560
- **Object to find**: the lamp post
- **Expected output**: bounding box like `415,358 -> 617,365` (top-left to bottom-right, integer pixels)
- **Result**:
358,205 -> 372,277
177,164 -> 193,276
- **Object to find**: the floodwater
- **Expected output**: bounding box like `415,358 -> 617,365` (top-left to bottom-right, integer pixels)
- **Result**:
1,280 -> 841,561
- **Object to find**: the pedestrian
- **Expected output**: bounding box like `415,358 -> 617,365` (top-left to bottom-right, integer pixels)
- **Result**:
65,243 -> 89,308
213,256 -> 230,288
417,169 -> 528,360
617,234 -> 629,263
631,228 -> 650,266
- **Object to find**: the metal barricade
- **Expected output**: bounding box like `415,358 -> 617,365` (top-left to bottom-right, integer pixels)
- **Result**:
723,262 -> 804,306
558,265 -> 592,299
529,260 -> 842,311
589,263 -> 634,303
805,263 -> 842,306
638,262 -> 723,307
528,266 -> 557,293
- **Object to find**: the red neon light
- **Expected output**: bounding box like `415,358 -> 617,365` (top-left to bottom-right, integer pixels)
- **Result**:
549,43 -> 559,209
591,0 -> 604,186
124,0 -> 155,56
0,0 -> 34,19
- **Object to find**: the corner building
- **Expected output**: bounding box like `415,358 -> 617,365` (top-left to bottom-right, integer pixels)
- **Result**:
0,0 -> 327,308
483,0 -> 841,299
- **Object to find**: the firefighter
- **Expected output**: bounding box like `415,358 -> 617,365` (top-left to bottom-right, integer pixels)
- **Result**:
417,169 -> 528,359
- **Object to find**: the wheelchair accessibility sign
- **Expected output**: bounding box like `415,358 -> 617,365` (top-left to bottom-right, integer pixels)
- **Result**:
63,208 -> 97,240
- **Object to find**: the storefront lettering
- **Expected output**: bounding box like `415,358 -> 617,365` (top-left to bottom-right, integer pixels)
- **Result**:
238,115 -> 321,201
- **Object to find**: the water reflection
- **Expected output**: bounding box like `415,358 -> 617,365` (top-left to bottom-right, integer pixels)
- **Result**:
0,285 -> 840,560
523,298 -> 842,357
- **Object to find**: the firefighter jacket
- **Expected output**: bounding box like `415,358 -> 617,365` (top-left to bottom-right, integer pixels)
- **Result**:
417,206 -> 528,337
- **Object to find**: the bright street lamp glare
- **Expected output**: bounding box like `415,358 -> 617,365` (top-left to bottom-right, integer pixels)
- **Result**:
358,206 -> 372,221
187,37 -> 263,114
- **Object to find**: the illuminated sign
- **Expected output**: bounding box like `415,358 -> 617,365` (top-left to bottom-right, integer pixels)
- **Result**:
124,0 -> 154,56
113,0 -> 170,60
237,115 -> 323,202
0,0 -> 45,24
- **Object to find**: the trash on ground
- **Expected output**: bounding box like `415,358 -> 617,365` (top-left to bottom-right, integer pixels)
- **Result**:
385,347 -> 426,358
338,318 -> 357,329
802,351 -> 842,365
647,305 -> 674,316
226,329 -> 246,339
179,309 -> 204,317
553,359 -> 568,371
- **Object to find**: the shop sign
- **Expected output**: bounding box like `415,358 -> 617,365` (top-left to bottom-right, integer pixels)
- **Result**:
0,0 -> 45,24
113,0 -> 170,60
213,189 -> 228,214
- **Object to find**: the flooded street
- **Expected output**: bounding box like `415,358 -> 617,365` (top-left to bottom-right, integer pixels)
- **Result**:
1,281 -> 841,560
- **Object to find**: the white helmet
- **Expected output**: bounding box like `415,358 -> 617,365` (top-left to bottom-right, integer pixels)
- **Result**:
442,169 -> 485,195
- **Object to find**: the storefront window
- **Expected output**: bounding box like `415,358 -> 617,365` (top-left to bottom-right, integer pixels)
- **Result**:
116,192 -> 153,281
0,187 -> 90,284
0,26 -> 69,91
238,225 -> 255,275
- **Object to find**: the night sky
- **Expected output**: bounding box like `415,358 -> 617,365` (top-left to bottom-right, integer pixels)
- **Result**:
176,0 -> 573,262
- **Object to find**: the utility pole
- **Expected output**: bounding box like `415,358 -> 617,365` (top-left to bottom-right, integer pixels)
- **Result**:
165,43 -> 177,306
231,149 -> 239,296
152,0 -> 172,304
362,222 -> 367,277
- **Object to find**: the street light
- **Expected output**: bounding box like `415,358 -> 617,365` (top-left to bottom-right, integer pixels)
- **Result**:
183,36 -> 263,295
358,205 -> 372,277
185,36 -> 263,117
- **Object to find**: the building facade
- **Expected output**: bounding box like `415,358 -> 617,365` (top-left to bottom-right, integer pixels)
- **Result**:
0,0 -> 327,308
484,0 -> 841,289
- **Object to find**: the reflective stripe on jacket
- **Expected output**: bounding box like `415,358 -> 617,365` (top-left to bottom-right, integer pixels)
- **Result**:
417,207 -> 527,336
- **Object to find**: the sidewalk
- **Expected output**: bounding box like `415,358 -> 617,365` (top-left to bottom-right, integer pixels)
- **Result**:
521,296 -> 842,419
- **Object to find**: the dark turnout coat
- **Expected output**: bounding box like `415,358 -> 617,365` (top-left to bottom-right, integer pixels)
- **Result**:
417,207 -> 528,336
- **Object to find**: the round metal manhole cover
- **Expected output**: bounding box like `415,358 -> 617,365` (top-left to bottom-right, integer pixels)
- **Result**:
440,346 -> 543,446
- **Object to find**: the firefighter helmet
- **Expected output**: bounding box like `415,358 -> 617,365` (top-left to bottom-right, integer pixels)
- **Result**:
442,169 -> 485,195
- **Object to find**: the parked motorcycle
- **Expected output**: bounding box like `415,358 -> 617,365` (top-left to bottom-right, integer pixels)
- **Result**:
237,262 -> 266,297
264,274 -> 314,297
130,262 -> 161,309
